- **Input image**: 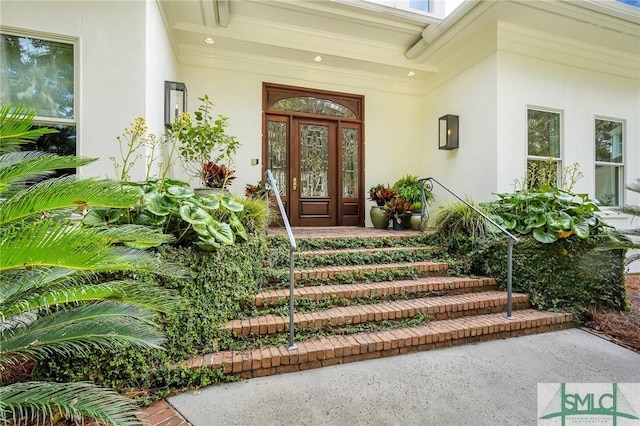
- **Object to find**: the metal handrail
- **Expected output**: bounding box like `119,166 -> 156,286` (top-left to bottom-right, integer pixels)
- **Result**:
264,170 -> 298,350
419,177 -> 519,319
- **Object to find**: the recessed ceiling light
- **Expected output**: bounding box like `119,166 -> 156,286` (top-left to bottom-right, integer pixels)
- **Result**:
314,56 -> 323,62
407,71 -> 416,77
203,37 -> 215,45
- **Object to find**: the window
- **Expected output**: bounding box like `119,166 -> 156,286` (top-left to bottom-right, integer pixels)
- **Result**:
527,108 -> 562,188
364,0 -> 431,14
595,119 -> 624,207
1,32 -> 76,176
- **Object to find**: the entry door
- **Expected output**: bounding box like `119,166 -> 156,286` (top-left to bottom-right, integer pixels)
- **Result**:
263,84 -> 364,227
291,119 -> 337,226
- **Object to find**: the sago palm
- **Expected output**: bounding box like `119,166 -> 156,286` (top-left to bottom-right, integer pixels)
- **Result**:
0,105 -> 182,426
620,179 -> 640,267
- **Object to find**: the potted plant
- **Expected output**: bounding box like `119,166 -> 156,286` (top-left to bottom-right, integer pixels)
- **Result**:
169,94 -> 240,193
384,196 -> 412,231
245,179 -> 268,199
368,184 -> 396,229
393,174 -> 434,231
202,161 -> 235,189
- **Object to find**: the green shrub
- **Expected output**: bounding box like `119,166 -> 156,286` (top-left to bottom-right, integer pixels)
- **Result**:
469,234 -> 627,319
486,185 -> 607,244
35,234 -> 267,403
434,200 -> 496,252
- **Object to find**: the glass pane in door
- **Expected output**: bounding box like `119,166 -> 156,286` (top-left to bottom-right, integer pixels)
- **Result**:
342,128 -> 358,197
267,121 -> 287,195
300,124 -> 329,197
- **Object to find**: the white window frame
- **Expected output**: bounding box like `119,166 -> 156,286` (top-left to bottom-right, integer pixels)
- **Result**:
1,28 -> 79,165
594,116 -> 625,208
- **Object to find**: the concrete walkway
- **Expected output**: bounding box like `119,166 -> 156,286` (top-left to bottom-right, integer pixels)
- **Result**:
165,329 -> 640,426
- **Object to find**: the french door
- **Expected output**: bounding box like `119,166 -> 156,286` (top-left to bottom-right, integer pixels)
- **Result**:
263,83 -> 364,226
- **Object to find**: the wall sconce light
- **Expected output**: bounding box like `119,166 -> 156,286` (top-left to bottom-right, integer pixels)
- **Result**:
439,114 -> 459,150
164,81 -> 187,127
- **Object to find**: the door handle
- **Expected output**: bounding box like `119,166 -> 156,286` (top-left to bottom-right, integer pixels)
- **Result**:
293,177 -> 297,191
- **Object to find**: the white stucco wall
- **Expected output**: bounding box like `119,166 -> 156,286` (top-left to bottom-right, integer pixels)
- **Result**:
496,51 -> 640,200
422,53 -> 499,207
145,0 -> 179,177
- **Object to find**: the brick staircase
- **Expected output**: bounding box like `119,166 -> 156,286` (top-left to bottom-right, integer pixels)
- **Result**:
181,231 -> 574,380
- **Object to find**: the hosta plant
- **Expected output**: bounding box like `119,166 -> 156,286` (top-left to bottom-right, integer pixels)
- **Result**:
85,178 -> 247,250
486,185 -> 608,243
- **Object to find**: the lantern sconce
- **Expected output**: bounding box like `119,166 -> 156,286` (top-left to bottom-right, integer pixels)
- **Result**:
439,114 -> 459,150
164,81 -> 187,127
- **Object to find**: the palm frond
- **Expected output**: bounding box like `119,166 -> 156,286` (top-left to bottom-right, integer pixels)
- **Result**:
1,301 -> 164,365
0,176 -> 141,225
626,179 -> 640,194
621,205 -> 640,217
0,151 -> 96,191
0,221 -> 157,273
0,104 -> 59,154
96,224 -> 176,247
0,268 -> 87,307
2,279 -> 179,318
0,381 -> 143,426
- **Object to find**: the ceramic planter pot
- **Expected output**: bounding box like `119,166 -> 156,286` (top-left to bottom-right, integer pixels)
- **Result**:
370,206 -> 389,229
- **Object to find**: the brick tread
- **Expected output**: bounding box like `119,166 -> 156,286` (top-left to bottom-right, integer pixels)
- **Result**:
292,261 -> 448,281
225,291 -> 529,336
296,246 -> 436,257
187,310 -> 574,378
255,276 -> 496,307
139,400 -> 190,426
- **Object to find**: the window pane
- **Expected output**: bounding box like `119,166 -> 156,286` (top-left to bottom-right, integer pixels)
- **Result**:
595,119 -> 623,163
1,34 -> 74,119
271,97 -> 356,119
23,124 -> 77,178
527,109 -> 560,158
595,165 -> 620,206
300,124 -> 329,197
527,159 -> 559,188
267,121 -> 287,195
409,0 -> 430,12
342,128 -> 358,197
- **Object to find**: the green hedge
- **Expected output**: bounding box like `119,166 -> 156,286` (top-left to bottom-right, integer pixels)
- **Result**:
35,234 -> 267,404
469,234 -> 628,318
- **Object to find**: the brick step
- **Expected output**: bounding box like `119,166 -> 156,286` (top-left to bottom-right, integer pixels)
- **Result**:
224,291 -> 529,336
186,310 -> 574,379
295,246 -> 437,257
255,276 -> 497,307
291,261 -> 449,282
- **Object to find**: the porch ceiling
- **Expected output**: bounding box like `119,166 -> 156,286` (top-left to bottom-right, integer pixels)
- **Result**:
156,0 -> 640,84
156,0 -> 442,80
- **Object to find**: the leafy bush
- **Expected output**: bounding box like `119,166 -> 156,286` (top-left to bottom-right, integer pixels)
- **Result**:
393,174 -> 433,207
469,234 -> 627,318
84,179 -> 248,249
486,185 -> 608,244
434,200 -> 496,251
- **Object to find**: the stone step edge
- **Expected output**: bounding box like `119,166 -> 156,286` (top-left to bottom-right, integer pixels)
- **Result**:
226,291 -> 531,336
255,276 -> 498,307
184,310 -> 574,378
295,246 -> 438,257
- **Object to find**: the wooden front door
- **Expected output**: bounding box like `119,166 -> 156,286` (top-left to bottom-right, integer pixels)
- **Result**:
263,83 -> 364,227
